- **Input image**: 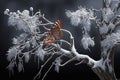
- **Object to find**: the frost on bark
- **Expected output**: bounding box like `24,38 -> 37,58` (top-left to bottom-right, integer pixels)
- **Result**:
4,0 -> 120,80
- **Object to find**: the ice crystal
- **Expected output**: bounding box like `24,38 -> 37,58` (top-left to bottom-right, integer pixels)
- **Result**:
81,35 -> 95,50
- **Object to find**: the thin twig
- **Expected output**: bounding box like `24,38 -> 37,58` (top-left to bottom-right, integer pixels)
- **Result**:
75,60 -> 85,65
43,26 -> 50,30
39,23 -> 53,26
33,53 -> 54,80
41,62 -> 54,80
42,16 -> 54,24
60,39 -> 71,46
60,56 -> 76,66
61,29 -> 73,39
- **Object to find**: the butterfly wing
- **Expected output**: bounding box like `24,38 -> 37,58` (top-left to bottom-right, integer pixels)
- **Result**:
55,20 -> 61,29
52,20 -> 62,39
43,20 -> 62,44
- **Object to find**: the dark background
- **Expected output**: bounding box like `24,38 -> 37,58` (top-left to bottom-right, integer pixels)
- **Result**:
0,0 -> 120,80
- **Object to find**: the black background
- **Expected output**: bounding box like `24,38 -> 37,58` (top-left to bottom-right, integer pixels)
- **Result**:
0,0 -> 120,80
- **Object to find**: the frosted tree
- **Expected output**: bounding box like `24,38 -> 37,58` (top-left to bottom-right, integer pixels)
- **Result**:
4,0 -> 120,80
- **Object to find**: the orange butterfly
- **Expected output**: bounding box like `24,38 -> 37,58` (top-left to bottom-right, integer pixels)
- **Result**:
44,20 -> 62,44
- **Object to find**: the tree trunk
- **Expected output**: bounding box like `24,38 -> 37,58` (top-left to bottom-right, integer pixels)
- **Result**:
92,48 -> 117,80
92,65 -> 116,80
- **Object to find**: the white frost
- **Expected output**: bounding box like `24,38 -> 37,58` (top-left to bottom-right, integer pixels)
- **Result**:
12,37 -> 18,44
30,7 -> 33,11
102,7 -> 114,23
104,0 -> 111,7
108,22 -> 115,30
66,7 -> 95,32
4,9 -> 9,15
18,61 -> 24,72
81,35 -> 95,50
24,52 -> 30,63
7,46 -> 18,61
7,62 -> 15,72
6,9 -> 39,33
101,32 -> 120,49
36,47 -> 46,61
99,23 -> 108,34
54,58 -> 62,73
93,59 -> 106,71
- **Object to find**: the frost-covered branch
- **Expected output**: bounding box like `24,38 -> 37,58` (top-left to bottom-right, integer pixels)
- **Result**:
66,6 -> 95,50
65,1 -> 120,80
5,0 -> 120,79
50,29 -> 96,68
4,7 -> 95,80
4,7 -> 63,77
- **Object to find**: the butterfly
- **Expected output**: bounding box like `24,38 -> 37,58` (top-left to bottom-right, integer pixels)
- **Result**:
44,20 -> 62,44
